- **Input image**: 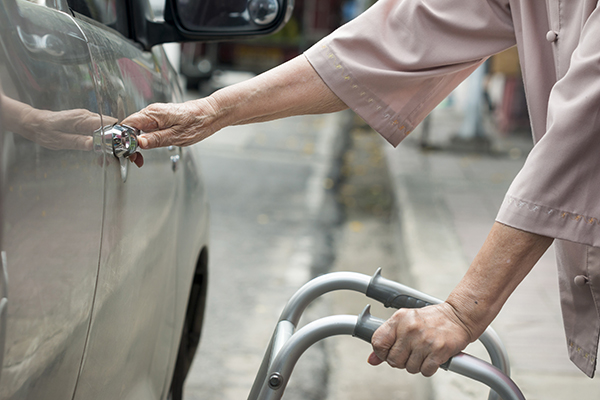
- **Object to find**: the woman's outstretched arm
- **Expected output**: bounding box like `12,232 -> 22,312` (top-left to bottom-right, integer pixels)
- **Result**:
122,55 -> 347,149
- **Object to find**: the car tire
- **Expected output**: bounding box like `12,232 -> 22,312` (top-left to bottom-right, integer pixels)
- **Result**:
168,250 -> 208,400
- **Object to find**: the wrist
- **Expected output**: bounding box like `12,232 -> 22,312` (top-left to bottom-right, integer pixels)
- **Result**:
21,106 -> 50,136
4,98 -> 35,133
445,291 -> 497,342
204,89 -> 236,131
188,95 -> 227,136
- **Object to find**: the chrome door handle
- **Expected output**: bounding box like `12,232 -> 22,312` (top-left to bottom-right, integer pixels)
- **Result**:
94,124 -> 140,183
94,124 -> 139,158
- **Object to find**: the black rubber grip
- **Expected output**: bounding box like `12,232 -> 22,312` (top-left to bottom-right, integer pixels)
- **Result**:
366,269 -> 437,309
389,294 -> 432,309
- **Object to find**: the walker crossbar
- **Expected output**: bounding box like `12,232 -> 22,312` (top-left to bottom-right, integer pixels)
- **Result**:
252,306 -> 525,400
247,269 -> 515,400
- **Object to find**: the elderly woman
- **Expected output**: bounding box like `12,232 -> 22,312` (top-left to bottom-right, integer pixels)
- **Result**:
123,0 -> 600,378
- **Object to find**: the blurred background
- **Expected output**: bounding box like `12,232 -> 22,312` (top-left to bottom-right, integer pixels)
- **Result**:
155,0 -> 600,399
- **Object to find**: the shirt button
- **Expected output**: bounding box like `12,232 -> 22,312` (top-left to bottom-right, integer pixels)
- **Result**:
546,30 -> 558,42
574,275 -> 589,287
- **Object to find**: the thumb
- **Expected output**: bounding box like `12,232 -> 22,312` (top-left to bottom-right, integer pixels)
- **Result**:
367,352 -> 384,366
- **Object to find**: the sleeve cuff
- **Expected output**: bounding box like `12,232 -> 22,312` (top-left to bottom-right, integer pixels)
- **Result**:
497,195 -> 600,247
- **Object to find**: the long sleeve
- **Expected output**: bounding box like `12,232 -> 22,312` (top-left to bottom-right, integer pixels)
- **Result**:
307,0 -> 600,378
496,4 -> 600,248
304,0 -> 516,146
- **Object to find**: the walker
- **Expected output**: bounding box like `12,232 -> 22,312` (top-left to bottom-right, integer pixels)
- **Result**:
248,268 -> 524,400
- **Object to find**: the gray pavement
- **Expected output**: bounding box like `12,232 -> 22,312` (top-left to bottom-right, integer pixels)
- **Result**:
323,123 -> 427,400
383,105 -> 600,399
182,109 -> 351,400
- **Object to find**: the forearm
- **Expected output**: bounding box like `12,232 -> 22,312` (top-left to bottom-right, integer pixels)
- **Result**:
209,55 -> 347,129
446,222 -> 553,341
121,55 -> 347,148
1,94 -> 34,133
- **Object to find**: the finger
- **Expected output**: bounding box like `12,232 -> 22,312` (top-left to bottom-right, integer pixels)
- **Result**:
81,136 -> 93,151
384,340 -> 411,369
139,127 -> 191,149
137,135 -> 151,149
367,352 -> 384,366
370,322 -> 396,363
138,133 -> 159,149
41,132 -> 93,151
100,115 -> 118,127
129,152 -> 144,168
420,355 -> 442,377
58,109 -> 114,137
404,349 -> 426,375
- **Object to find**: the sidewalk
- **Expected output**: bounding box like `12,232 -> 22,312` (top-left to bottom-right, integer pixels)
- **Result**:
383,106 -> 600,399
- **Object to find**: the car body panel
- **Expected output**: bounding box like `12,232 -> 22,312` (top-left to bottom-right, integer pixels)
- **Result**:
0,1 -> 105,398
67,13 -> 203,400
0,0 -> 211,399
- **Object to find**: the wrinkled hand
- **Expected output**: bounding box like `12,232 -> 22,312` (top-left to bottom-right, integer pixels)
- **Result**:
121,98 -> 220,149
368,303 -> 473,377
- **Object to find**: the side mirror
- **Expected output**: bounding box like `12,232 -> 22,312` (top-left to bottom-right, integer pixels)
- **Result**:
133,0 -> 294,51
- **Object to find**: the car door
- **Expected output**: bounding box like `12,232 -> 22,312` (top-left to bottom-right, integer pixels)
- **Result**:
0,0 -> 106,398
66,2 -> 184,399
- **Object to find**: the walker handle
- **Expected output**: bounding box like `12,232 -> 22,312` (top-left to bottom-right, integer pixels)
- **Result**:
352,306 -> 526,400
366,268 -> 438,309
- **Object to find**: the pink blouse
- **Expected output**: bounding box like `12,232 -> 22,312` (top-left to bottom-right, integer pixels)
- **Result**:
305,0 -> 600,377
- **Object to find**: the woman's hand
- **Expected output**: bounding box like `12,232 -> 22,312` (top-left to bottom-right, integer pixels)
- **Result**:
121,98 -> 221,150
369,303 -> 473,377
368,222 -> 554,377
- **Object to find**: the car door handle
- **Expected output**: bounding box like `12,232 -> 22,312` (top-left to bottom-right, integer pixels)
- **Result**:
94,124 -> 140,182
93,124 -> 139,158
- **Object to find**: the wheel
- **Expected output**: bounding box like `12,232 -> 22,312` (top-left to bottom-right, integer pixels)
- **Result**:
168,251 -> 208,400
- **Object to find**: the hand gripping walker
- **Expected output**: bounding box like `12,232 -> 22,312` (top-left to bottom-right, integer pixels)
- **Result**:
248,269 -> 525,400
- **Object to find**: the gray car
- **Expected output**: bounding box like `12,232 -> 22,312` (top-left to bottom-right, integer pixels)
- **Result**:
0,0 -> 291,399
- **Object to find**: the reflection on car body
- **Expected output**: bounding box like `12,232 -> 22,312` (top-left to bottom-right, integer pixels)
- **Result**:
0,0 -> 291,398
0,1 -> 208,399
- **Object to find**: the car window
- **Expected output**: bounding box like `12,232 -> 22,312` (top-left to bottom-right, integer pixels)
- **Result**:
66,0 -> 117,25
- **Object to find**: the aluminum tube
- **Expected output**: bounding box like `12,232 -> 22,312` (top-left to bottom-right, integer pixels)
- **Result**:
479,329 -> 511,400
250,272 -> 369,400
248,334 -> 275,400
278,272 -> 371,325
256,315 -> 358,400
270,320 -> 295,366
447,353 -> 525,400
